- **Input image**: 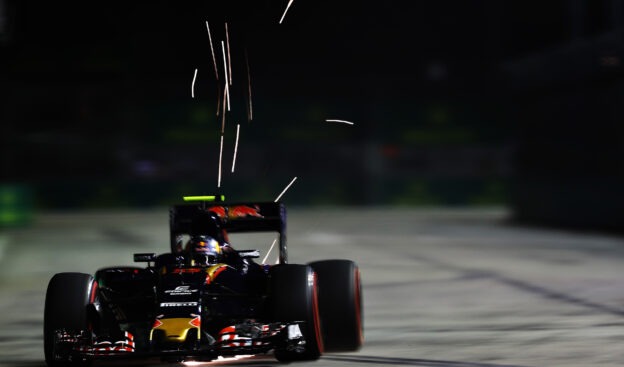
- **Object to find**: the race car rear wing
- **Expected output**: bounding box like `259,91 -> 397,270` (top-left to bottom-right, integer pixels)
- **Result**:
169,201 -> 288,264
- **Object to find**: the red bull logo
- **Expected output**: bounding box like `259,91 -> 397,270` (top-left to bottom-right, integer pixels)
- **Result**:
230,205 -> 263,218
208,205 -> 263,219
208,206 -> 227,218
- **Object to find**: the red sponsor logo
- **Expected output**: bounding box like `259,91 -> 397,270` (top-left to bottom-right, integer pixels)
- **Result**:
189,315 -> 201,328
208,206 -> 227,218
172,268 -> 202,274
230,205 -> 263,218
208,205 -> 263,219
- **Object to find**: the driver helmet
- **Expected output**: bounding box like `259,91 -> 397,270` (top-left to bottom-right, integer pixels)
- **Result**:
186,235 -> 222,264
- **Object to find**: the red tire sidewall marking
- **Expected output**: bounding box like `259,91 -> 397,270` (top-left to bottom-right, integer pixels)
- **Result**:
89,280 -> 98,303
311,272 -> 324,353
354,268 -> 364,344
88,280 -> 98,331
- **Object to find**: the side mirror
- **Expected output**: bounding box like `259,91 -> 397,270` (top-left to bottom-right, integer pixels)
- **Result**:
134,253 -> 156,263
237,250 -> 260,259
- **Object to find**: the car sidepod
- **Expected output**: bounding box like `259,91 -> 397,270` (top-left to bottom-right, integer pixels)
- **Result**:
94,266 -> 156,351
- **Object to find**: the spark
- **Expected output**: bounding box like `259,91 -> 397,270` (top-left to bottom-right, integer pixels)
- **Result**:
221,83 -> 227,133
231,123 -> 240,173
245,49 -> 253,122
262,238 -> 277,264
218,134 -> 224,188
326,119 -> 355,125
205,21 -> 219,80
191,68 -> 198,98
279,0 -> 295,24
225,22 -> 232,86
274,176 -> 297,202
216,84 -> 221,116
221,41 -> 231,112
183,355 -> 254,365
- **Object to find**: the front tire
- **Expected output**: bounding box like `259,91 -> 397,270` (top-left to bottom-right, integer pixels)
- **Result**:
44,272 -> 96,367
309,259 -> 363,352
269,264 -> 323,362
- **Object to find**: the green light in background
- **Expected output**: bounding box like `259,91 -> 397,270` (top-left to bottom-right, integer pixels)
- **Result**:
0,184 -> 33,227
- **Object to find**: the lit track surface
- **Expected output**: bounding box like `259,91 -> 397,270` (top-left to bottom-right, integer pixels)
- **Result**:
1,207 -> 624,367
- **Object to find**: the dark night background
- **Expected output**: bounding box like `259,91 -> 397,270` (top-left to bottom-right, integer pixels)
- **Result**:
1,0 -> 624,232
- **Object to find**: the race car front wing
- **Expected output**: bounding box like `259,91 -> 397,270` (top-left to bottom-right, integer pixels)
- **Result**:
51,322 -> 309,364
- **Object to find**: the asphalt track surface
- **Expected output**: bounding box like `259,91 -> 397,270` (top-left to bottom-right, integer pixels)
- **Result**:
1,207 -> 623,367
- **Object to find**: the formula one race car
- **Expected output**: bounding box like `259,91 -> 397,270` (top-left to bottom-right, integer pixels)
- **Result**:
44,197 -> 362,366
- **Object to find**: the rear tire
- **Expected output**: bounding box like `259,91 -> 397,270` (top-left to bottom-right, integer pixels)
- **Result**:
269,264 -> 323,362
44,272 -> 96,367
309,259 -> 363,352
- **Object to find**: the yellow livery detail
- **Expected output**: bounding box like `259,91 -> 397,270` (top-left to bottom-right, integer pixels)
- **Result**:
205,263 -> 229,285
150,318 -> 200,343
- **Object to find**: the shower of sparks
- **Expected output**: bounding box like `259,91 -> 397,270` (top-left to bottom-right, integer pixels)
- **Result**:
217,134 -> 224,188
225,22 -> 233,86
205,21 -> 219,80
262,238 -> 277,264
191,68 -> 198,98
245,49 -> 253,122
274,176 -> 297,202
221,41 -> 231,112
279,0 -> 295,24
326,119 -> 355,125
231,124 -> 240,173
